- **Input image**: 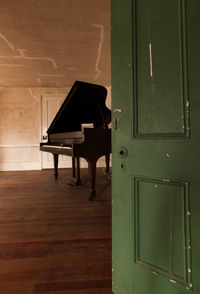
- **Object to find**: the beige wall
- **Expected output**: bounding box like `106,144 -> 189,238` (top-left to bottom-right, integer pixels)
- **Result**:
0,0 -> 111,171
0,86 -> 111,171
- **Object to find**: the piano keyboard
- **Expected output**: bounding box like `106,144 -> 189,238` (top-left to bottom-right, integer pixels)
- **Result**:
44,145 -> 72,150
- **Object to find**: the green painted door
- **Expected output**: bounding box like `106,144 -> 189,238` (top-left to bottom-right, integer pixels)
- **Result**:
112,1 -> 200,293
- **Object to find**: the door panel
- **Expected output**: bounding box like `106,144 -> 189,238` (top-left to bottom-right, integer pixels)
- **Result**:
134,178 -> 191,285
135,0 -> 189,137
112,0 -> 200,293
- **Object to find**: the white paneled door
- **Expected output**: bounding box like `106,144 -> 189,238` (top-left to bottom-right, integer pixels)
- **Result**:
41,94 -> 72,169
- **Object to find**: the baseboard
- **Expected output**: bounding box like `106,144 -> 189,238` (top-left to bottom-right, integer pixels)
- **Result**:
0,157 -> 112,171
0,162 -> 41,171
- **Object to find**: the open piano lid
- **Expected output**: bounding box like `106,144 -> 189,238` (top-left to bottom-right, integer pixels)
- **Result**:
47,81 -> 111,134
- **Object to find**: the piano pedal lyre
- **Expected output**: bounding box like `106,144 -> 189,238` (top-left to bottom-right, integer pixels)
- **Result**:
103,167 -> 112,179
68,178 -> 82,186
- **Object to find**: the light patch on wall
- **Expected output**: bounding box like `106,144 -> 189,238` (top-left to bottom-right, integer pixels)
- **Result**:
0,64 -> 25,67
92,24 -> 105,79
0,32 -> 15,50
28,88 -> 40,102
15,49 -> 58,69
64,67 -> 76,71
38,74 -> 64,77
37,78 -> 42,85
0,32 -> 58,69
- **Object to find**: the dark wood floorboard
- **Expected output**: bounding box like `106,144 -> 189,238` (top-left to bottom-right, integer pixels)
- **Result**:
0,168 -> 112,294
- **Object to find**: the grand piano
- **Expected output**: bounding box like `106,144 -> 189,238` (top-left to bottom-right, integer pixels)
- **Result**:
40,81 -> 111,200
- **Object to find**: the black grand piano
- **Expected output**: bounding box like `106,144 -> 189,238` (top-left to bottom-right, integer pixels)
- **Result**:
40,81 -> 111,200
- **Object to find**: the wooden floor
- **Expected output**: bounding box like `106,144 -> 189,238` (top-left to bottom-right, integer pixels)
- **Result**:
0,168 -> 112,294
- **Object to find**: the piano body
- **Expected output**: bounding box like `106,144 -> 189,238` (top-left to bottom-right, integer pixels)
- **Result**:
40,81 -> 111,200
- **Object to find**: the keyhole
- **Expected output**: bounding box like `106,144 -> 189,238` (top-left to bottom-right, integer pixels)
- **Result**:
120,162 -> 125,171
114,118 -> 119,131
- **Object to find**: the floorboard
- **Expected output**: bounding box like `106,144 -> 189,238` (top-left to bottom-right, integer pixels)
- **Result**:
0,168 -> 112,294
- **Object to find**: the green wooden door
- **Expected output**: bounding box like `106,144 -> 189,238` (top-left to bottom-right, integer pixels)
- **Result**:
112,1 -> 200,293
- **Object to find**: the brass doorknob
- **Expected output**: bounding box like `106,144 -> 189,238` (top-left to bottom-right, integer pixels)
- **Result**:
119,147 -> 128,158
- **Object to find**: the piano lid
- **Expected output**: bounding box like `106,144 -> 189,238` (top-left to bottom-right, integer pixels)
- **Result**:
47,81 -> 111,134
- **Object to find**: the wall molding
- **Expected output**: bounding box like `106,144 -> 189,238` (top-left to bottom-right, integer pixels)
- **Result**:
0,144 -> 41,171
0,146 -> 112,171
0,158 -> 110,171
0,161 -> 41,171
0,144 -> 39,148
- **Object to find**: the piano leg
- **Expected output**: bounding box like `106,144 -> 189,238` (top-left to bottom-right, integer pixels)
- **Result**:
105,154 -> 110,174
72,157 -> 75,178
53,153 -> 59,179
69,157 -> 81,186
76,157 -> 81,185
88,160 -> 96,201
